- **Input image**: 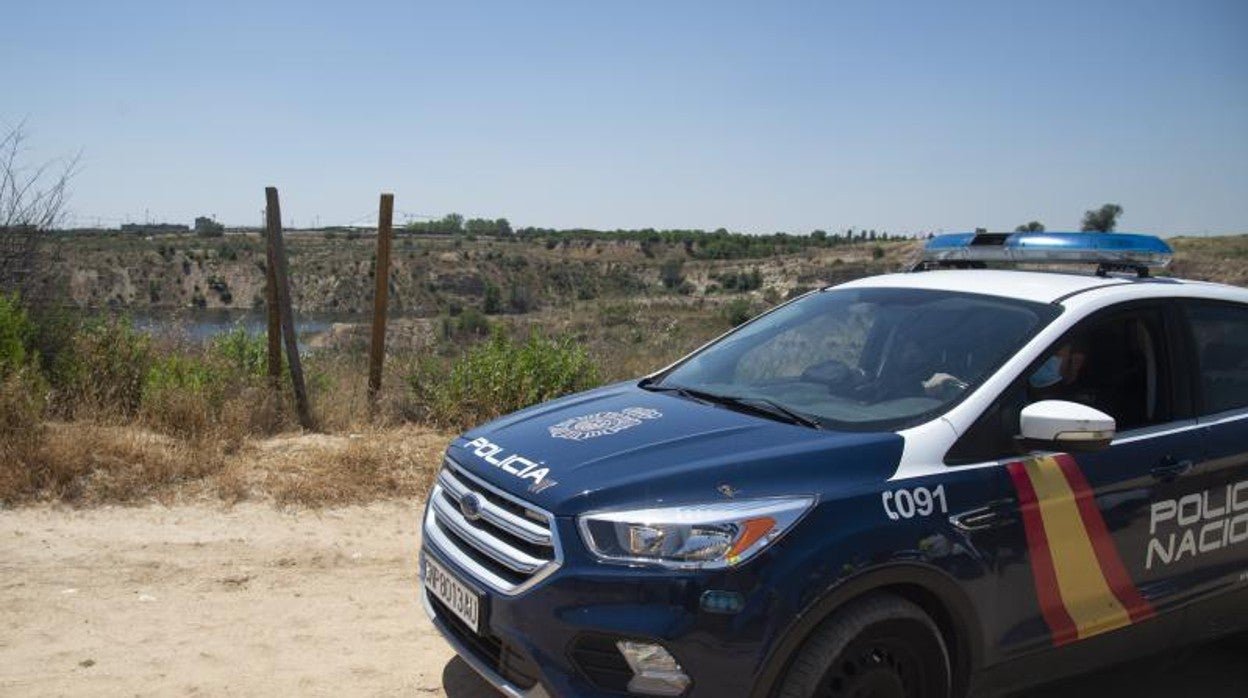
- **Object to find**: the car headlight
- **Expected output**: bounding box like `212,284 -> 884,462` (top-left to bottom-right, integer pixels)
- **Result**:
578,497 -> 815,569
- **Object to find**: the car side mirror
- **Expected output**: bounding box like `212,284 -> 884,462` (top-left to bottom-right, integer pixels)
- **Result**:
1018,400 -> 1115,452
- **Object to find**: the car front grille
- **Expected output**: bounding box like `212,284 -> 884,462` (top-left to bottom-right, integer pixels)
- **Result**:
424,457 -> 560,594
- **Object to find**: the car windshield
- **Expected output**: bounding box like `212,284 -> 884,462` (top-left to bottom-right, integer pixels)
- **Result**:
650,287 -> 1059,431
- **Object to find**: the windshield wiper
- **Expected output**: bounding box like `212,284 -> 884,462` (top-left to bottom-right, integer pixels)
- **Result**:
639,380 -> 716,404
641,381 -> 823,430
717,395 -> 825,430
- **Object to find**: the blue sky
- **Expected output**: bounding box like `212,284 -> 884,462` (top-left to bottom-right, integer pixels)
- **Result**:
4,1 -> 1246,234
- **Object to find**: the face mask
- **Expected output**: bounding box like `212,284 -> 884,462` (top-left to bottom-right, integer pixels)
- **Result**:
1030,355 -> 1062,389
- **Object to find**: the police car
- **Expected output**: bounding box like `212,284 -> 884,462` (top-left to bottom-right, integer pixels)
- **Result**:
419,231 -> 1248,698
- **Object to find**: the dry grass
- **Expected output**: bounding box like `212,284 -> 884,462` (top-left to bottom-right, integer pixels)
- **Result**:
0,422 -> 453,508
139,383 -> 286,452
3,424 -> 209,505
1169,234 -> 1248,287
242,427 -> 452,507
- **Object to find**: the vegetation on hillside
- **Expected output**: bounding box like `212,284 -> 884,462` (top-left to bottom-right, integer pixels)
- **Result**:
44,225 -> 912,315
0,289 -> 744,506
4,223 -> 1245,508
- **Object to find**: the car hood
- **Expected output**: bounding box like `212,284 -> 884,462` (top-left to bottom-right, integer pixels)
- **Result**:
443,381 -> 906,515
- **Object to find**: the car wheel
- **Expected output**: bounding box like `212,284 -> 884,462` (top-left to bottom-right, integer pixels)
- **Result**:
778,592 -> 951,698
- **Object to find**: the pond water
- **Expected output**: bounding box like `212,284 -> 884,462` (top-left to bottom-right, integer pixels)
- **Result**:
128,309 -> 364,344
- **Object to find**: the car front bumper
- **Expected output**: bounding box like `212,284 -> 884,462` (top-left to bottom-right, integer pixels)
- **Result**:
419,530 -> 784,698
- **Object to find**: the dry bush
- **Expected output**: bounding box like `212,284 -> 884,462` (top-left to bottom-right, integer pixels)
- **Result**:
4,420 -> 452,507
248,428 -> 451,508
140,383 -> 215,440
0,368 -> 47,502
306,354 -> 372,433
218,387 -> 285,448
6,424 -> 222,505
301,351 -> 427,432
141,381 -> 284,452
214,457 -> 252,504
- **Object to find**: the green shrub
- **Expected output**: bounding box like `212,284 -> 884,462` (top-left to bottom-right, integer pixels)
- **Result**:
141,327 -> 277,440
141,353 -> 223,439
0,293 -> 33,373
508,284 -> 536,314
209,325 -> 270,378
711,268 -> 763,292
410,330 -> 601,429
456,308 -> 491,337
145,353 -> 219,396
723,298 -> 757,327
26,306 -> 81,377
483,282 -> 502,314
53,317 -> 152,418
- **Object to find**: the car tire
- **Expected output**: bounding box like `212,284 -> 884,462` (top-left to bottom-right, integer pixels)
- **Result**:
778,592 -> 951,698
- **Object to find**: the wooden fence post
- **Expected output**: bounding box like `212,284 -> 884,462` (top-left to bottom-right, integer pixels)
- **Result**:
264,187 -> 314,430
368,193 -> 394,411
264,220 -> 282,386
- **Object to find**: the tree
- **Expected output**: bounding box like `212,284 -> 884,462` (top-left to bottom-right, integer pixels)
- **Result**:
1015,221 -> 1045,232
659,257 -> 685,290
1,121 -> 79,298
465,218 -> 495,236
195,216 -> 225,237
443,213 -> 465,234
1080,204 -> 1123,233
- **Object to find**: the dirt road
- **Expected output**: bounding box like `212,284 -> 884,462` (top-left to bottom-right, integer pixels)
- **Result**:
1,502 -> 1243,697
0,501 -> 498,697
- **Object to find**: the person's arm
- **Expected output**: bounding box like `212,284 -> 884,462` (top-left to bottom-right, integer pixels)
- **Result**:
922,372 -> 968,396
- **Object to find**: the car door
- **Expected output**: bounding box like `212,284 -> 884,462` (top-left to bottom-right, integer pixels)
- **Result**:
1175,298 -> 1248,642
949,301 -> 1205,663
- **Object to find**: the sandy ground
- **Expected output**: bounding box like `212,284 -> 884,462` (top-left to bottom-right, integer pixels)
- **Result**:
1,501 -> 1244,698
0,501 -> 498,697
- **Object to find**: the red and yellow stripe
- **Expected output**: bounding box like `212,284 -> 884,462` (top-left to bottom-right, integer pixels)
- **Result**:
1007,454 -> 1155,646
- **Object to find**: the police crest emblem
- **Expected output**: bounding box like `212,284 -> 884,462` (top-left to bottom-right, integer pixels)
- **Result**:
548,407 -> 662,441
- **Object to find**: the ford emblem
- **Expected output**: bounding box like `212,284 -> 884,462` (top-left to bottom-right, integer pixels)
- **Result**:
459,493 -> 484,521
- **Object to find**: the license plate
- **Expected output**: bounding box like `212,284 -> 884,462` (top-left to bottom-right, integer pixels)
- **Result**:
423,555 -> 481,634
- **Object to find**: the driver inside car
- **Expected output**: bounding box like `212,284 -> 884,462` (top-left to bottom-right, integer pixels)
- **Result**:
1028,339 -> 1092,403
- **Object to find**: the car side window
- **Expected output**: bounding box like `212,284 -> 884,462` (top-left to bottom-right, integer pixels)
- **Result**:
946,305 -> 1172,465
1183,301 -> 1248,415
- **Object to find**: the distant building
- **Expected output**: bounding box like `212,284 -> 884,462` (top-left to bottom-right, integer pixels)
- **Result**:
195,216 -> 225,237
120,223 -> 189,234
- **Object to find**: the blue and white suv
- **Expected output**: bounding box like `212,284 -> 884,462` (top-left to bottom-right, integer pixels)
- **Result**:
419,232 -> 1248,698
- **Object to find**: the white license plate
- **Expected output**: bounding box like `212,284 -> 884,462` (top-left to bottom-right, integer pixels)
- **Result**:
423,555 -> 481,634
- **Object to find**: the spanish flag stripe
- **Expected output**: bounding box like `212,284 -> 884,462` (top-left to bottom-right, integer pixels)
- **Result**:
1024,456 -> 1133,638
1007,461 -> 1080,646
1052,454 -> 1157,623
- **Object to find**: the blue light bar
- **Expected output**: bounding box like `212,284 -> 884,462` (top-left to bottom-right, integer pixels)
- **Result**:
920,232 -> 1173,273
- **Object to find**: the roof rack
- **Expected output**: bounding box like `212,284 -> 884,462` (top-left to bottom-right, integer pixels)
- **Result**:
911,231 -> 1173,278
